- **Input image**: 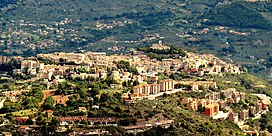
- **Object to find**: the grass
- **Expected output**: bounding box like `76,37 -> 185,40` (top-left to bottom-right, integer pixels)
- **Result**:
100,89 -> 123,95
0,108 -> 38,117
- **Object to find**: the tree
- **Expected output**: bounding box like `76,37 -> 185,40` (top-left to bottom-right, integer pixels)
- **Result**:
32,89 -> 43,102
122,81 -> 128,87
100,93 -> 109,103
106,76 -> 118,85
25,118 -> 33,125
79,88 -> 88,99
114,106 -> 122,113
43,96 -> 55,110
267,125 -> 272,133
101,82 -> 108,89
91,87 -> 100,97
133,80 -> 139,86
22,97 -> 39,109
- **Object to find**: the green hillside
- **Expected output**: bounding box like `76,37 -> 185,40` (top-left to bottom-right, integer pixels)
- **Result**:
1,0 -> 272,78
205,2 -> 272,29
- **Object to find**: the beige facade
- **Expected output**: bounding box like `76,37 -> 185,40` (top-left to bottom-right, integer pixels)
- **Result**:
0,55 -> 10,64
159,79 -> 174,92
240,110 -> 249,120
133,79 -> 175,95
228,112 -> 238,123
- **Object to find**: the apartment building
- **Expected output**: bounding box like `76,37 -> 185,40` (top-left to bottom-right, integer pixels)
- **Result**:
159,79 -> 175,92
228,112 -> 238,123
240,109 -> 249,120
255,102 -> 263,113
249,106 -> 256,115
205,103 -> 219,116
0,55 -> 10,64
133,79 -> 175,95
187,101 -> 198,111
205,92 -> 221,102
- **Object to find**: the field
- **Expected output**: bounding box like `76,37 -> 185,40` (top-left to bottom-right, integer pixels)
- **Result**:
0,108 -> 38,117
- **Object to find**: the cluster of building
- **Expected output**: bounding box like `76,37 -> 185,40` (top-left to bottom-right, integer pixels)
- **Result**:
183,52 -> 241,76
0,44 -> 244,107
182,88 -> 245,115
66,129 -> 110,136
122,119 -> 174,133
182,87 -> 272,126
9,116 -> 116,135
177,80 -> 217,91
0,55 -> 24,64
129,79 -> 175,100
149,41 -> 170,50
95,19 -> 133,30
0,43 -> 247,134
58,116 -> 117,126
228,100 -> 269,124
1,41 -> 241,85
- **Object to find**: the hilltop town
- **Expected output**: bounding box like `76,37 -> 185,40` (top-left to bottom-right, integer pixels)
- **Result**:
0,42 -> 271,135
1,0 -> 272,135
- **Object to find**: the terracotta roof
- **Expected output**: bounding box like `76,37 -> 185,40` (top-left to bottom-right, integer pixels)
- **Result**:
14,117 -> 29,124
46,110 -> 54,113
18,126 -> 29,129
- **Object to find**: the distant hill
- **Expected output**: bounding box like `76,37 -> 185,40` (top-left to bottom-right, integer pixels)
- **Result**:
0,0 -> 174,21
1,0 -> 272,77
205,2 -> 272,29
0,0 -> 18,8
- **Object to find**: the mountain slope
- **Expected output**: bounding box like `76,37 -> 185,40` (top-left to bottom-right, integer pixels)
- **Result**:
1,0 -> 272,78
205,2 -> 272,29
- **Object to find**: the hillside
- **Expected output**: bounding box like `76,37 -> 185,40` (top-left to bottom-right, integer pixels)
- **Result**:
205,2 -> 272,29
0,0 -> 272,78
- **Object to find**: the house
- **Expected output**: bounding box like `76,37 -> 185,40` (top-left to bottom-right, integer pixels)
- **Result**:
46,110 -> 54,117
205,103 -> 219,116
150,41 -> 170,50
92,105 -> 100,109
182,97 -> 192,104
256,102 -> 263,113
205,92 -> 221,102
132,79 -> 175,96
18,126 -> 30,133
218,100 -> 226,109
0,55 -> 10,64
52,95 -> 70,106
159,79 -> 175,92
58,116 -> 117,126
78,107 -> 87,112
1,132 -> 12,136
249,106 -> 256,115
14,117 -> 29,125
187,101 -> 198,111
261,99 -> 271,110
228,112 -> 238,123
240,110 -> 249,121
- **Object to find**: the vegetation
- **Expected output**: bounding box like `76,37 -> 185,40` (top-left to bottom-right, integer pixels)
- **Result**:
1,0 -> 272,135
115,60 -> 139,75
138,45 -> 186,60
1,0 -> 272,78
206,2 -> 272,29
